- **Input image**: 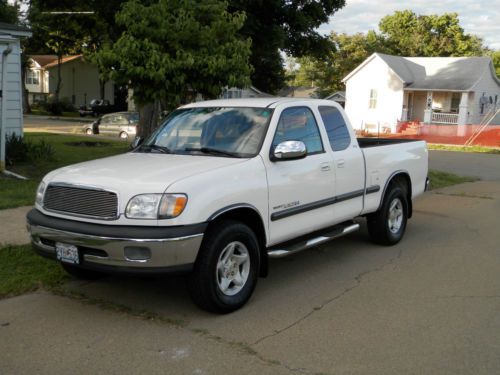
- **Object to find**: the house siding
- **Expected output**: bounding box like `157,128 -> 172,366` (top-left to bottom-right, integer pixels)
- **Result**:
0,41 -> 23,136
344,55 -> 404,133
470,66 -> 500,124
47,59 -> 114,107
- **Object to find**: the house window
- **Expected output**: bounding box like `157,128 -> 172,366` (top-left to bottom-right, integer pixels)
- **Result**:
450,93 -> 461,113
368,89 -> 377,109
26,70 -> 39,85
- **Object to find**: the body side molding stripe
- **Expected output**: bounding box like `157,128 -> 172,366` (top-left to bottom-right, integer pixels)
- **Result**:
270,185 -> 380,221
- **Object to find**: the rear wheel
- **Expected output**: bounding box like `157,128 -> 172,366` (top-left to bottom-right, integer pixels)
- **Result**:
85,128 -> 92,135
367,185 -> 408,245
61,263 -> 105,280
119,131 -> 128,140
188,220 -> 259,313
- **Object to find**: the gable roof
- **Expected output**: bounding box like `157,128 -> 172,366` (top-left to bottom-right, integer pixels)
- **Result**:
44,55 -> 83,69
324,91 -> 346,101
29,55 -> 58,67
343,53 -> 500,92
0,22 -> 31,38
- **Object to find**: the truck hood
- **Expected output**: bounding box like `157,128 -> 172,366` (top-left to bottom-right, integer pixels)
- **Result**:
46,152 -> 246,196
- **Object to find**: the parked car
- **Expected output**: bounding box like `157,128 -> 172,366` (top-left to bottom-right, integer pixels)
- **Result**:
82,112 -> 139,139
79,99 -> 114,117
28,98 -> 428,313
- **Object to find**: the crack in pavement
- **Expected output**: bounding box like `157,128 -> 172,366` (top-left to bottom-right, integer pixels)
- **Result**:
252,246 -> 404,346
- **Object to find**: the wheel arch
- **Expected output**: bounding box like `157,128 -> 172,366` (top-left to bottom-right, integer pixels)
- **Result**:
207,204 -> 268,277
379,171 -> 413,218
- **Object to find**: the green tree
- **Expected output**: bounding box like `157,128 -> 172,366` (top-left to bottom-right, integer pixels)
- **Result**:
0,0 -> 19,23
379,10 -> 485,57
229,0 -> 346,94
489,50 -> 500,78
95,0 -> 252,138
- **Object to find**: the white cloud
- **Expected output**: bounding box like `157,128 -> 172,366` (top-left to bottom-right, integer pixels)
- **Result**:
322,0 -> 500,50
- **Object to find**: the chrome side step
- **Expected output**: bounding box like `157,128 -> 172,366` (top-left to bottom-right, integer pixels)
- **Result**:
267,222 -> 360,259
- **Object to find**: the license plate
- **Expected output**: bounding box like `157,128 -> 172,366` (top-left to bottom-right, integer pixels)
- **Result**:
55,242 -> 79,264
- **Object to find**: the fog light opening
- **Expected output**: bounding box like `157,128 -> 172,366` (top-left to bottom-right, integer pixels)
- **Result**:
124,246 -> 151,262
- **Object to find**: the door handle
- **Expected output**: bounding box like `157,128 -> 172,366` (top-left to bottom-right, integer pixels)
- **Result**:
320,162 -> 331,172
336,159 -> 345,168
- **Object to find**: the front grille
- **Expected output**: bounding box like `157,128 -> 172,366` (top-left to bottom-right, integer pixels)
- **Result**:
44,184 -> 118,219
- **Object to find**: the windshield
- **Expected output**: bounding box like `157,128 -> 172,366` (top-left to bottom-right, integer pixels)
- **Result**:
141,107 -> 273,158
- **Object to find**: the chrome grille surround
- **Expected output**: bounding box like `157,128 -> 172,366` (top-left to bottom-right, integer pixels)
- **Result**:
43,183 -> 119,220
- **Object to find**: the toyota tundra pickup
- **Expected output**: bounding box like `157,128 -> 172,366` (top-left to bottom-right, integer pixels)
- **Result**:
27,98 -> 428,313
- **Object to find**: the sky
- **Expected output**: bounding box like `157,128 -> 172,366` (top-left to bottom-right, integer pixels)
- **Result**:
319,0 -> 500,50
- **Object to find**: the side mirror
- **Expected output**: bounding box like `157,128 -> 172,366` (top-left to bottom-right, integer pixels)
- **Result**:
131,136 -> 143,150
272,140 -> 307,161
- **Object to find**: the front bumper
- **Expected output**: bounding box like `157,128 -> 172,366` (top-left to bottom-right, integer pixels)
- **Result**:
27,209 -> 206,275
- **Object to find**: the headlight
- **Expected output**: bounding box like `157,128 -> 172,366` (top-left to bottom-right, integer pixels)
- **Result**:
125,194 -> 187,219
36,182 -> 46,206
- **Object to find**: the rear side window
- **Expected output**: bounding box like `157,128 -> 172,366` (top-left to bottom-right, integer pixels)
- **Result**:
318,106 -> 351,151
273,107 -> 323,154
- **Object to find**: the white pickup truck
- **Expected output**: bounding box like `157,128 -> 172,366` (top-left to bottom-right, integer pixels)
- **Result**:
27,98 -> 428,313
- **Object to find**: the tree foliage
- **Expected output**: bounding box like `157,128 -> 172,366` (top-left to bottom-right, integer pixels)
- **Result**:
95,0 -> 252,137
229,0 -> 346,93
0,0 -> 19,23
294,10 -> 489,97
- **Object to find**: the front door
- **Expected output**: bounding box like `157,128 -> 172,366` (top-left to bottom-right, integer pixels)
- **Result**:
265,106 -> 336,245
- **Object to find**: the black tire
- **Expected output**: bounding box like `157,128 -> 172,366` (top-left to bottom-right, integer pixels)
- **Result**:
367,185 -> 408,246
61,263 -> 105,280
188,220 -> 260,313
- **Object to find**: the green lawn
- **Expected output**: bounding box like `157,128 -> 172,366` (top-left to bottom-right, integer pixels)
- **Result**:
0,244 -> 69,298
428,144 -> 500,155
0,133 -> 129,209
428,169 -> 478,190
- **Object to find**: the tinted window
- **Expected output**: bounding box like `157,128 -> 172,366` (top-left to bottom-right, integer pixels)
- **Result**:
273,107 -> 323,154
319,106 -> 351,151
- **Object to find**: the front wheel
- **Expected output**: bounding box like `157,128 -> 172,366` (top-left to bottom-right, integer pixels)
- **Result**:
188,220 -> 259,313
85,128 -> 92,135
119,131 -> 128,140
367,185 -> 408,245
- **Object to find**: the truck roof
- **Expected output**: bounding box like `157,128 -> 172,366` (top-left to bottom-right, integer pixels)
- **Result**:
181,97 -> 335,109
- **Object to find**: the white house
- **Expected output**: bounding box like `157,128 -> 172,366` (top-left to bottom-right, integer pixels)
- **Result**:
0,22 -> 31,171
343,53 -> 500,134
25,55 -> 54,104
324,91 -> 345,107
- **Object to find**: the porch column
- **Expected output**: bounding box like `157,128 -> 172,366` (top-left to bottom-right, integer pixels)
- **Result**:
457,92 -> 469,136
423,91 -> 433,124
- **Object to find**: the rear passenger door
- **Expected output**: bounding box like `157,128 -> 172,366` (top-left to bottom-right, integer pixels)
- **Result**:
318,105 -> 365,221
98,114 -> 113,134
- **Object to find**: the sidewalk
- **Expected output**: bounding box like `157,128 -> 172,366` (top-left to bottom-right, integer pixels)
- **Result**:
0,206 -> 32,246
24,114 -> 94,123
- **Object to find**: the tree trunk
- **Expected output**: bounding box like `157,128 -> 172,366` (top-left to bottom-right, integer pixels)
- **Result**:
55,53 -> 62,102
137,99 -> 161,139
99,79 -> 105,100
20,61 -> 31,114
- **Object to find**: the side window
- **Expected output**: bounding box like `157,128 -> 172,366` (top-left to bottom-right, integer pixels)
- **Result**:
272,107 -> 323,154
100,115 -> 112,124
319,106 -> 351,152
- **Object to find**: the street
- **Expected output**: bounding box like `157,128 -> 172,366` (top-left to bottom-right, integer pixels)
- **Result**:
1,148 -> 499,374
23,115 -> 93,135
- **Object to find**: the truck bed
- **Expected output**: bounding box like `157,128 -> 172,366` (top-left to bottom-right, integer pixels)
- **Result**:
357,137 -> 421,148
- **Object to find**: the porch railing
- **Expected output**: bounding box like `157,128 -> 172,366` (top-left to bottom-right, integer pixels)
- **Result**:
431,112 -> 458,124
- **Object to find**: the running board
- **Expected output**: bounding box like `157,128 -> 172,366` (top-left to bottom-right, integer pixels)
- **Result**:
267,221 -> 360,259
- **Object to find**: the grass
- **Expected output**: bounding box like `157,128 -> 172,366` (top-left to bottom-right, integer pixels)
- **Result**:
428,144 -> 500,154
428,169 -> 478,190
0,244 -> 69,298
0,132 -> 129,209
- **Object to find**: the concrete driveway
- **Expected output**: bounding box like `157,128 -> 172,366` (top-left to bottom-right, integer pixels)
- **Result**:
1,180 -> 499,374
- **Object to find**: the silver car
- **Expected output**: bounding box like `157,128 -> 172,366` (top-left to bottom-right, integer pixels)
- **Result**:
83,112 -> 139,139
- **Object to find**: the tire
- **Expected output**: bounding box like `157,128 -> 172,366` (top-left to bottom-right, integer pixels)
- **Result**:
119,131 -> 128,140
188,220 -> 260,313
85,128 -> 92,135
61,263 -> 105,280
367,185 -> 408,246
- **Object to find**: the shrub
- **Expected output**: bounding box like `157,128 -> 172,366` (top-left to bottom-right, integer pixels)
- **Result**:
5,133 -> 55,165
42,97 -> 75,115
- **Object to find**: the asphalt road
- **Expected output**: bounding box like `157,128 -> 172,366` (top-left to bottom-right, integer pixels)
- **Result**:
24,115 -> 93,135
429,150 -> 500,181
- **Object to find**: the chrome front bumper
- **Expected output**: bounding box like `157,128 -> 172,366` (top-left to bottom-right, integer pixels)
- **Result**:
27,209 -> 205,273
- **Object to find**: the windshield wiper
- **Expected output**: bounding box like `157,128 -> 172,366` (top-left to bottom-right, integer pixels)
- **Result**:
184,147 -> 240,158
138,144 -> 172,154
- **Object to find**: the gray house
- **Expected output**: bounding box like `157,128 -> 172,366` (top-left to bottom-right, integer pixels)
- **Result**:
0,22 -> 31,171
